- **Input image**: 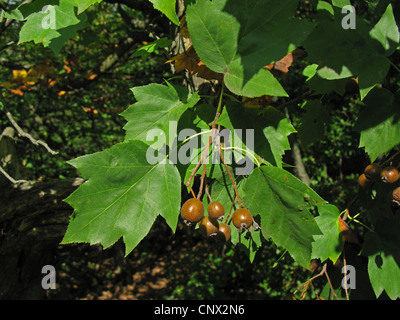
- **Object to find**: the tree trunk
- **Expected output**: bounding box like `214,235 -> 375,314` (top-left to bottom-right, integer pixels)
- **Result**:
0,178 -> 82,299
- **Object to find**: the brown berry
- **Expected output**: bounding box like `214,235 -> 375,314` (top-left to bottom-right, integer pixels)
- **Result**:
207,201 -> 225,220
358,173 -> 372,189
198,216 -> 219,237
380,166 -> 399,183
180,198 -> 204,225
391,187 -> 400,206
232,208 -> 252,232
217,222 -> 231,242
364,163 -> 381,180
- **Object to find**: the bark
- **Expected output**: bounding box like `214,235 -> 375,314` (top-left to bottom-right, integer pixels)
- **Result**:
0,178 -> 82,299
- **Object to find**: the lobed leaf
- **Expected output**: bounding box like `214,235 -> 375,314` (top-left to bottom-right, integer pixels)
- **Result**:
355,88 -> 400,162
217,101 -> 296,168
242,166 -> 326,268
311,204 -> 343,263
362,229 -> 400,300
186,0 -> 314,97
62,140 -> 182,256
121,83 -> 200,149
303,5 -> 394,99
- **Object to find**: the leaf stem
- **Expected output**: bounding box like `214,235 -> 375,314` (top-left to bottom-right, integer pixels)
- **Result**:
181,129 -> 212,145
218,144 -> 243,208
185,84 -> 224,189
221,146 -> 261,167
389,60 -> 400,74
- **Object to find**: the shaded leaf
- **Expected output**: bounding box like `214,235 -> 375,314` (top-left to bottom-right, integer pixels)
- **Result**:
186,0 -> 314,97
361,230 -> 400,300
355,88 -> 400,162
217,101 -> 296,168
311,204 -> 343,263
242,166 -> 325,268
303,6 -> 392,99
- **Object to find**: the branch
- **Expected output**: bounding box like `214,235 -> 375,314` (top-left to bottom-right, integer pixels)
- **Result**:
0,92 -> 58,155
0,165 -> 27,185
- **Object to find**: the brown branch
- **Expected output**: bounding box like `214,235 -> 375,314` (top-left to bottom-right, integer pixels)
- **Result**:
218,145 -> 243,208
185,111 -> 221,188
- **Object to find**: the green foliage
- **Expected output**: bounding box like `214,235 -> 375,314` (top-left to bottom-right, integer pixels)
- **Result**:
148,0 -> 179,25
62,141 -> 182,256
186,0 -> 314,97
355,88 -> 400,162
311,204 -> 343,263
242,166 -> 325,268
3,0 -> 400,300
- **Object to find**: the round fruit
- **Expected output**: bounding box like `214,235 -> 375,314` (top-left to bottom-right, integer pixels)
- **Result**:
217,223 -> 231,242
232,208 -> 253,231
391,187 -> 400,206
198,216 -> 219,238
180,198 -> 204,225
358,173 -> 372,189
380,166 -> 399,183
364,163 -> 381,180
207,201 -> 225,220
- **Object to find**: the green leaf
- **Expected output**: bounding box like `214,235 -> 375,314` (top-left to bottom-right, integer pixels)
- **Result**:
355,88 -> 400,162
362,229 -> 400,300
18,0 -> 81,50
217,101 -> 296,168
148,0 -> 179,25
121,83 -> 200,148
298,100 -> 329,147
224,64 -> 288,98
47,12 -> 90,54
242,166 -> 325,268
303,8 -> 390,99
131,37 -> 172,59
62,140 -> 182,256
74,0 -> 102,14
311,204 -> 343,263
186,0 -> 239,74
369,4 -> 400,56
4,0 -> 59,21
186,0 -> 314,97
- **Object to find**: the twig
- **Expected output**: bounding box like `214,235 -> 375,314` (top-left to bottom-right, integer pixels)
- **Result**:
275,89 -> 314,110
0,165 -> 27,184
185,85 -> 224,189
204,178 -> 212,202
218,145 -> 243,208
381,150 -> 400,167
0,92 -> 58,155
343,251 -> 349,300
324,267 -> 339,300
293,263 -> 338,300
224,193 -> 237,224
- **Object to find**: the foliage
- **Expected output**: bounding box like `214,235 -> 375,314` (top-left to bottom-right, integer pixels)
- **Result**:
2,0 -> 400,300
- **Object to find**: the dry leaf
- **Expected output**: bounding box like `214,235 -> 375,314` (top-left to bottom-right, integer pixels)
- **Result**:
166,46 -> 222,81
264,48 -> 305,76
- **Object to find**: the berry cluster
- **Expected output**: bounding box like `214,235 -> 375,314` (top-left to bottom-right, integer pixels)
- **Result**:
180,198 -> 254,242
358,163 -> 400,206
